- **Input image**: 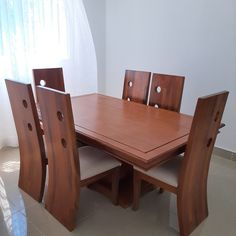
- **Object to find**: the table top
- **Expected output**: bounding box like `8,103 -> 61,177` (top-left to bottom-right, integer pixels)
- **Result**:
71,94 -> 192,170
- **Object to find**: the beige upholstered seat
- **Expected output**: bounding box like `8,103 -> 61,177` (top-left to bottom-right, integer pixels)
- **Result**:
79,146 -> 121,180
134,156 -> 182,187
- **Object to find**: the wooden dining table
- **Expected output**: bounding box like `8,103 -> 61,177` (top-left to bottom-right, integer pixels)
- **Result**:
71,94 -> 192,206
71,93 -> 192,169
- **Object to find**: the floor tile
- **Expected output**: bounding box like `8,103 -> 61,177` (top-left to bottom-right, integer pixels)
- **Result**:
0,211 -> 43,236
0,147 -> 236,236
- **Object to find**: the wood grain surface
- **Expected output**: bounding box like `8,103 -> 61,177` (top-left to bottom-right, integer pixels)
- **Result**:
71,94 -> 192,169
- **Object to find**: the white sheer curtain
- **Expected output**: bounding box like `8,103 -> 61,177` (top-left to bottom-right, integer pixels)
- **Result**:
0,0 -> 97,148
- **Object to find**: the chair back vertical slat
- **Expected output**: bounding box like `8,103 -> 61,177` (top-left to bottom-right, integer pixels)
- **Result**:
5,79 -> 46,202
36,86 -> 80,231
149,73 -> 185,112
122,70 -> 151,104
178,91 -> 229,235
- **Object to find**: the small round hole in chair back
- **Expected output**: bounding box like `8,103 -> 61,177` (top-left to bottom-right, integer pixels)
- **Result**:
22,100 -> 28,108
154,104 -> 159,108
61,138 -> 67,148
57,111 -> 64,121
127,97 -> 131,101
214,111 -> 220,122
207,138 -> 213,147
27,123 -> 33,131
128,81 -> 133,87
156,86 -> 161,93
40,80 -> 46,86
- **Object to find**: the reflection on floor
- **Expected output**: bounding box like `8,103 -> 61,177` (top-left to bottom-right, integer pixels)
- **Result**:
0,147 -> 236,236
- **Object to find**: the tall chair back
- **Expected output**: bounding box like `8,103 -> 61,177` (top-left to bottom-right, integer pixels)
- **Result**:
33,67 -> 65,101
149,73 -> 185,112
178,91 -> 229,235
122,70 -> 151,104
132,90 -> 229,236
37,86 -> 80,230
5,79 -> 46,202
37,86 -> 121,231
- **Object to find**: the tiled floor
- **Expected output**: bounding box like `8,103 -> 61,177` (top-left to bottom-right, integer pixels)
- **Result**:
0,147 -> 235,236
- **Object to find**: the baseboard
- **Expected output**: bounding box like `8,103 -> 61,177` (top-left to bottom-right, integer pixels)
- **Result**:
213,147 -> 236,162
0,136 -> 18,150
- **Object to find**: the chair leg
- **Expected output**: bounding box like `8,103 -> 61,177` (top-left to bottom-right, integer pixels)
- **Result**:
132,170 -> 141,210
18,156 -> 46,203
159,188 -> 164,194
111,167 -> 120,205
177,191 -> 209,236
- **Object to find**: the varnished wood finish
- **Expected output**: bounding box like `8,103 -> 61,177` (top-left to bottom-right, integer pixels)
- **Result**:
122,70 -> 151,104
71,94 -> 192,170
33,67 -> 65,101
149,73 -> 185,112
5,79 -> 46,202
37,87 -> 120,231
177,91 -> 229,236
133,91 -> 229,236
37,86 -> 79,231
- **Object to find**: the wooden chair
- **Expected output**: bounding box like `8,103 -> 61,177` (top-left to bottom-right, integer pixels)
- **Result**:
33,67 -> 65,102
148,73 -> 185,112
36,86 -> 121,231
133,91 -> 229,236
122,70 -> 151,104
5,79 -> 47,202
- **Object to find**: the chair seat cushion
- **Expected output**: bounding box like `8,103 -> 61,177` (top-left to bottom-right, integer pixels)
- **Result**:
134,156 -> 182,187
79,146 -> 121,180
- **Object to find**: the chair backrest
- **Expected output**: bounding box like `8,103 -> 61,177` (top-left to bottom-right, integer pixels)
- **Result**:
178,91 -> 229,232
36,86 -> 80,230
33,67 -> 65,101
5,79 -> 46,202
148,73 -> 185,112
122,70 -> 151,104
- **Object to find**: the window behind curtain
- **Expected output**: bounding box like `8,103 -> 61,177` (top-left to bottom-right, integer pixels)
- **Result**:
0,0 -> 69,81
0,0 -> 97,148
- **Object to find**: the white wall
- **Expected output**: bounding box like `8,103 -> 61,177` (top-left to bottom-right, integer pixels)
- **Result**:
83,0 -> 236,152
83,0 -> 106,93
105,0 -> 236,152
